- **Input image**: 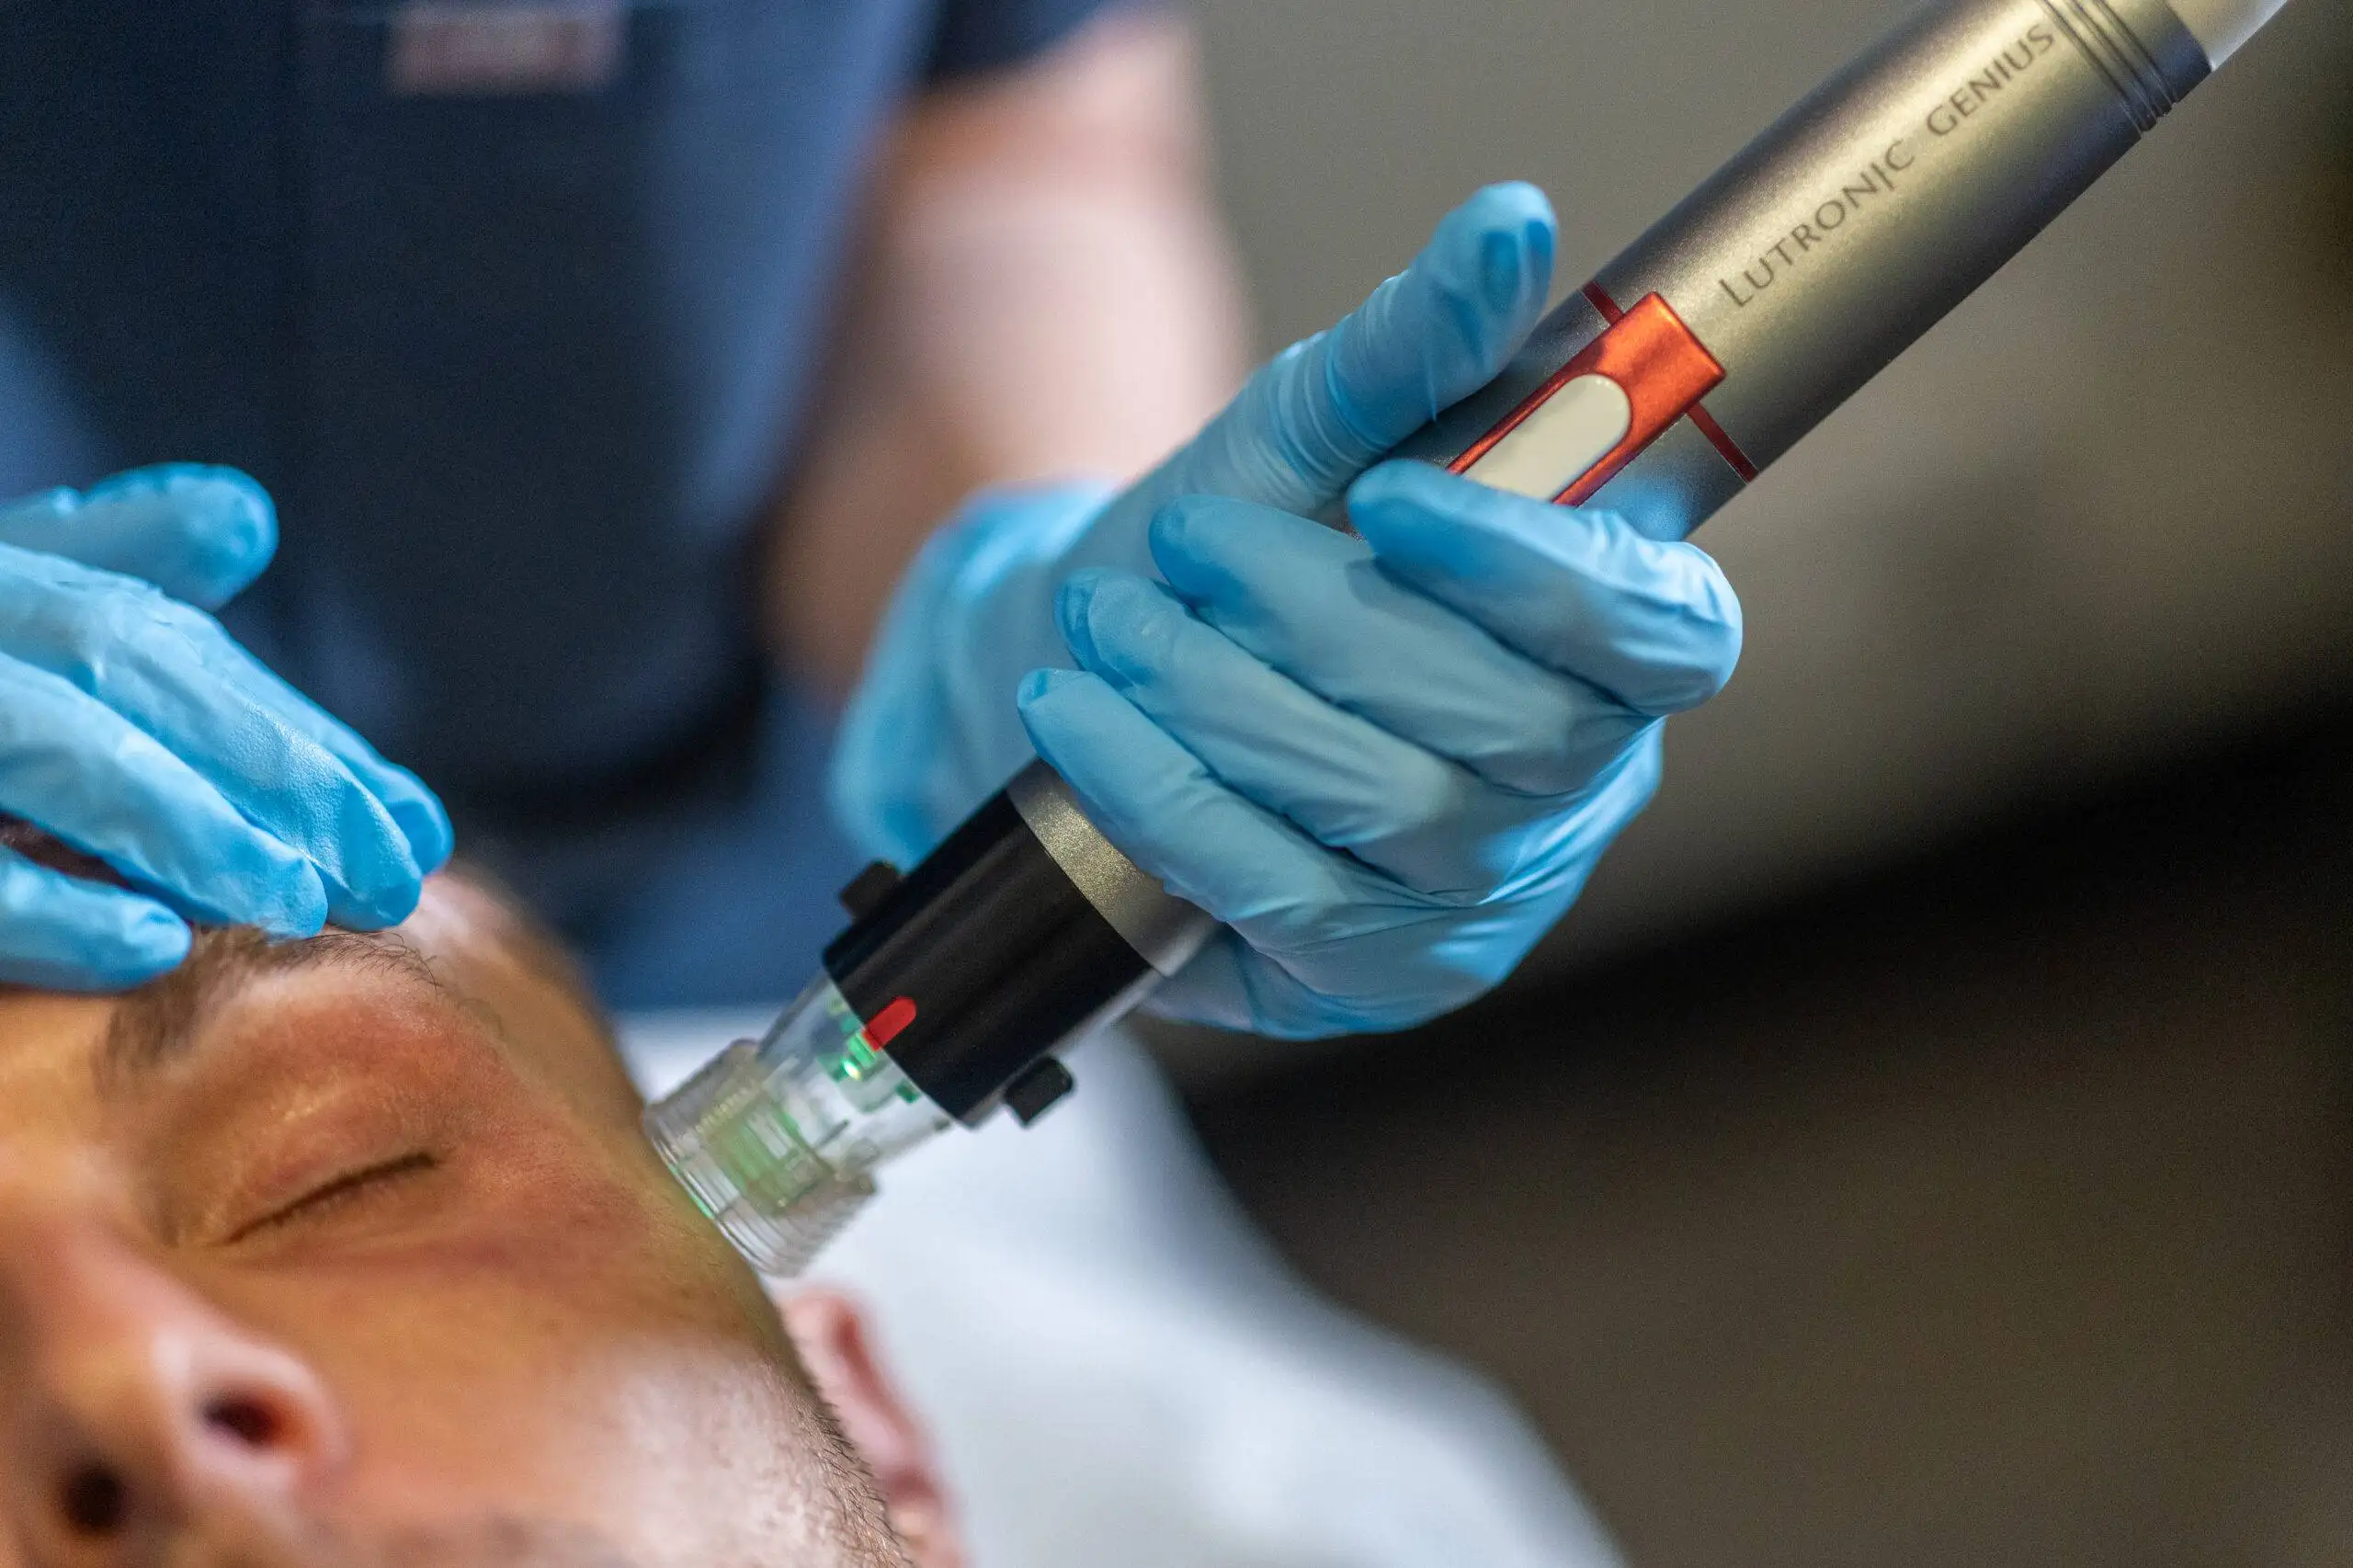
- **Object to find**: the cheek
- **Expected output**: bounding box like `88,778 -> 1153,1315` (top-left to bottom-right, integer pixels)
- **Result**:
472,1108 -> 794,1351
223,1207 -> 817,1555
324,1301 -> 821,1556
196,1132 -> 818,1551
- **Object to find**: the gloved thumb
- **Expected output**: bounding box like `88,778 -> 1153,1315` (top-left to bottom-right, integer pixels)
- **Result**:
0,463 -> 277,610
1135,181 -> 1558,523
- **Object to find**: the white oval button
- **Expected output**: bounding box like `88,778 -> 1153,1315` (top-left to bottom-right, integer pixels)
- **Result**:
1461,374 -> 1632,501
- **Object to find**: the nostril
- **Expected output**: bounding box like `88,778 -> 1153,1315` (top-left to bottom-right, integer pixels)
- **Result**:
56,1461 -> 128,1537
200,1394 -> 282,1449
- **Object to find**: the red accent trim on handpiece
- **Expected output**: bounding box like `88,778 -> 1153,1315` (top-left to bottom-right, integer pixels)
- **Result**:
1588,282 -> 1761,484
1451,280 -> 1759,500
1682,401 -> 1761,483
1448,290 -> 1729,505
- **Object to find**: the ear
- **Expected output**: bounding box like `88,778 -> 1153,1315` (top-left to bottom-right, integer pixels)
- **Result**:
779,1290 -> 965,1568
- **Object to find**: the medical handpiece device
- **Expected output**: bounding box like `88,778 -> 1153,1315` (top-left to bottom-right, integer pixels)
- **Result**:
648,0 -> 2292,1275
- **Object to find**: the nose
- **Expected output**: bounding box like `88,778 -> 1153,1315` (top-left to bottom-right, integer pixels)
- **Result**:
0,1210 -> 347,1562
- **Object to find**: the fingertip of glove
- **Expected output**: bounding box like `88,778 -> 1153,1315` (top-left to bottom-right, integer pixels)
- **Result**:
1145,493 -> 1205,551
331,874 -> 426,933
1434,184 -> 1558,320
382,784 -> 456,874
182,472 -> 277,584
1148,494 -> 1287,594
1466,179 -> 1556,226
197,477 -> 277,565
1016,666 -> 1084,709
97,462 -> 277,537
337,813 -> 438,926
1053,571 -> 1112,665
250,867 -> 332,942
78,464 -> 278,606
1346,460 -> 1474,543
1015,668 -> 1098,754
63,903 -> 195,992
1441,182 -> 1557,251
1143,496 -> 1232,596
1347,457 -> 1442,506
119,901 -> 196,967
1055,566 -> 1116,603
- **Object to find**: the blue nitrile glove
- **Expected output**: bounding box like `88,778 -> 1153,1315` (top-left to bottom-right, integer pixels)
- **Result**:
0,465 -> 452,990
834,183 -> 1741,1034
1021,472 -> 1737,1035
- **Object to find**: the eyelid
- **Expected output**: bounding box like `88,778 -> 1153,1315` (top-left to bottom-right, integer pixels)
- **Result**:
222,1151 -> 440,1245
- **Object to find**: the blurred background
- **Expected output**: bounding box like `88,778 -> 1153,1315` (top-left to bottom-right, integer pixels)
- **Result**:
2,1 -> 2343,1560
1159,1 -> 2353,1563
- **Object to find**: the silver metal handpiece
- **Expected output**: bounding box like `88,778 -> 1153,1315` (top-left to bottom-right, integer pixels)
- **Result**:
649,0 -> 2297,1275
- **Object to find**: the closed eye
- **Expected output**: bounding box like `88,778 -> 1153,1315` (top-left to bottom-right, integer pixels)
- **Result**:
225,1152 -> 440,1244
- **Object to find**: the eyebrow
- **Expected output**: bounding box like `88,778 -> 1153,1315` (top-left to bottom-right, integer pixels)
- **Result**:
100,930 -> 452,1090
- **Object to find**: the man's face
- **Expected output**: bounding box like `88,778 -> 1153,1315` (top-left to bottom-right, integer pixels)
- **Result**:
0,876 -> 946,1567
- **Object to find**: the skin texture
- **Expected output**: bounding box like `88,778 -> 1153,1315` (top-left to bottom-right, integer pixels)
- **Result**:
0,868 -> 964,1568
767,6 -> 1249,695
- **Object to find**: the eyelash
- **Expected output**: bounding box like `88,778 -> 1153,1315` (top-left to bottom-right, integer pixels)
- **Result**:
230,1152 -> 439,1243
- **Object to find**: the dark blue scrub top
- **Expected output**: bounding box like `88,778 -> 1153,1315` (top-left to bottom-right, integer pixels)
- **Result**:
0,0 -> 1124,1006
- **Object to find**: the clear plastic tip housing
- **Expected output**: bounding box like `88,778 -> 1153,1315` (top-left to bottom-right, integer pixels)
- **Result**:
644,974 -> 952,1277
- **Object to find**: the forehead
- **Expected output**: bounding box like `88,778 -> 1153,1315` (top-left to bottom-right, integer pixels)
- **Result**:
0,937 -> 449,1157
0,878 -> 631,1154
106,930 -> 448,1081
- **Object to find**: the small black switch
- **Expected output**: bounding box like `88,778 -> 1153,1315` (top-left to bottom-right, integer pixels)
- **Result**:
836,860 -> 902,920
1003,1057 -> 1075,1127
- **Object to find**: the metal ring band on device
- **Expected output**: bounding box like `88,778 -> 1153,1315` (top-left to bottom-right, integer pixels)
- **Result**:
1592,0 -> 2206,482
1006,760 -> 1214,978
2040,0 -> 2188,129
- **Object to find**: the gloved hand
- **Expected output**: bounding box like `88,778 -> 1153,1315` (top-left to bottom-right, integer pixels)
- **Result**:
835,184 -> 1742,1035
0,465 -> 452,990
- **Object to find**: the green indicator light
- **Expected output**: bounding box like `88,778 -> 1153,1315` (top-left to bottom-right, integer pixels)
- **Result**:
644,977 -> 954,1278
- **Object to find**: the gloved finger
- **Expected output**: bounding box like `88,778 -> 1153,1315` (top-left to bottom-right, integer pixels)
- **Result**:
1148,494 -> 1650,798
831,482 -> 1113,866
1143,917 -> 1515,1040
0,657 -> 327,935
190,640 -> 454,880
1142,926 -> 1415,1040
0,473 -> 448,874
0,472 -> 445,878
1056,569 -> 1529,897
0,545 -> 432,923
1147,724 -> 1667,1040
0,465 -> 276,610
1137,183 -> 1558,523
0,844 -> 191,991
1347,460 -> 1743,717
1016,665 -> 1394,956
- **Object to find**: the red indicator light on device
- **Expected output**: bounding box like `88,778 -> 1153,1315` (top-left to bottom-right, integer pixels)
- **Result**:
865,995 -> 918,1049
